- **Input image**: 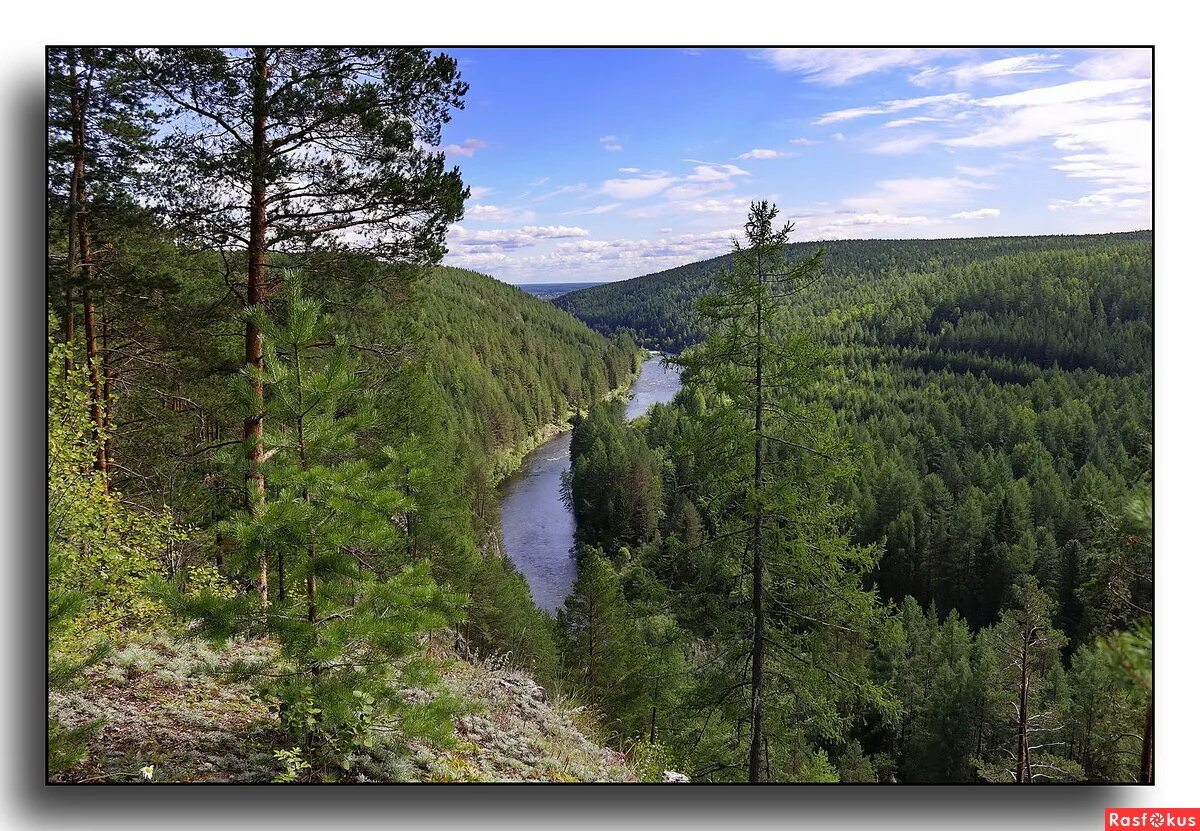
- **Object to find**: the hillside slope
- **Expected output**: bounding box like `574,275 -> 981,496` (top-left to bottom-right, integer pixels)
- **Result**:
554,231 -> 1152,356
49,634 -> 634,783
420,267 -> 639,466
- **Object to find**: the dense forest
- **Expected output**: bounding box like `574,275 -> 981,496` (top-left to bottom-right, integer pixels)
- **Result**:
555,220 -> 1152,782
46,46 -> 1151,785
46,47 -> 637,782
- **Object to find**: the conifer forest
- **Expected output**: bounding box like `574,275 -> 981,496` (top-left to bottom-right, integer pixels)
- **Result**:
46,46 -> 1152,784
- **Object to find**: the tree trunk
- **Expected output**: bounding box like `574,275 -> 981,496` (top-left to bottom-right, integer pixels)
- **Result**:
1015,631 -> 1031,783
246,47 -> 270,604
69,51 -> 107,482
1139,695 -> 1153,784
63,53 -> 80,375
102,309 -> 113,472
748,257 -> 766,783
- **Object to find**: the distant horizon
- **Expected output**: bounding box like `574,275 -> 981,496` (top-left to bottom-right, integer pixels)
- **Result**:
437,47 -> 1151,286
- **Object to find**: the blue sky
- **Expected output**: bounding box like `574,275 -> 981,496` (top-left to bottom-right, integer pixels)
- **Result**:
434,47 -> 1151,284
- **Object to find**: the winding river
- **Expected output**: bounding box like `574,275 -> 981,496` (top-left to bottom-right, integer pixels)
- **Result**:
498,354 -> 683,611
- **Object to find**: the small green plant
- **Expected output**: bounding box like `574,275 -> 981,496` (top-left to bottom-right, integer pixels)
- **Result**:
627,739 -> 676,783
272,747 -> 312,783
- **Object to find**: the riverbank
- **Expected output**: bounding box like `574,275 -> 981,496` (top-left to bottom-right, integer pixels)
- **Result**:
488,350 -> 647,485
495,352 -> 682,611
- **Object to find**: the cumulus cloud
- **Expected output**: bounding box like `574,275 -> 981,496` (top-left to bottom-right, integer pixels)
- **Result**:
601,162 -> 749,203
1049,191 -> 1148,212
444,138 -> 488,157
736,148 -> 792,160
464,203 -> 535,223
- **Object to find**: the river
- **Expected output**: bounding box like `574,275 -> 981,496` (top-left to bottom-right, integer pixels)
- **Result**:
498,353 -> 683,611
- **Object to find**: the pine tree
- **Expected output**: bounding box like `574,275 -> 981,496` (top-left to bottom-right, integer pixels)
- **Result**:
174,284 -> 461,778
47,48 -> 157,481
135,47 -> 470,600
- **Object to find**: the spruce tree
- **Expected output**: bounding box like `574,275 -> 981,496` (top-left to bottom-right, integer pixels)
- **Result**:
676,201 -> 891,781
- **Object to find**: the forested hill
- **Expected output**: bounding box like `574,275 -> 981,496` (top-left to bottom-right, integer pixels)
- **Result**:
554,231 -> 1153,359
550,226 -> 1152,782
418,267 -> 639,468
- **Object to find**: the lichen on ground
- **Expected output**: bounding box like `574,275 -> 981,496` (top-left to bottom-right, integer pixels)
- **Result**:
48,633 -> 634,783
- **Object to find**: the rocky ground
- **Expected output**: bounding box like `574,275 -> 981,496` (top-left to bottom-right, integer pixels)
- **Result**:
48,633 -> 635,783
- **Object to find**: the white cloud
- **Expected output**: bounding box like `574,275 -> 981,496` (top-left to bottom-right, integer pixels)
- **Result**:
464,203 -> 535,223
942,76 -> 1150,215
1073,49 -> 1152,81
529,183 -> 588,203
844,177 -> 991,214
599,135 -> 622,152
1049,192 -> 1148,212
444,138 -> 488,157
884,116 -> 947,128
831,132 -> 846,141
443,250 -> 512,271
950,208 -> 1001,219
618,167 -> 641,173
684,161 -> 751,181
450,224 -> 589,251
974,77 -> 1150,109
910,53 -> 1064,87
564,203 -> 622,216
789,137 -> 821,146
736,148 -> 792,160
815,92 -> 970,125
600,176 -> 677,200
665,181 -> 735,202
759,48 -> 954,85
955,164 -> 1004,177
871,133 -> 937,155
601,162 -> 750,204
830,212 -> 931,226
603,143 -> 623,152
683,197 -> 753,214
